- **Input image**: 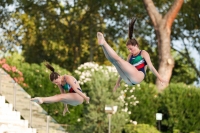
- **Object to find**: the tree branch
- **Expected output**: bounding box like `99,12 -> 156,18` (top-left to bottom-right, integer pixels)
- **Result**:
171,46 -> 200,77
164,0 -> 184,28
142,0 -> 162,27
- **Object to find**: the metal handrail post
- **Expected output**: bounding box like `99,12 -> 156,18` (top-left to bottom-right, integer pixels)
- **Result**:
108,114 -> 112,133
13,82 -> 16,111
46,115 -> 50,133
29,95 -> 32,127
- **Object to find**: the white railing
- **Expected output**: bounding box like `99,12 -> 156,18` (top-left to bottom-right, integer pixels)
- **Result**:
0,95 -> 37,133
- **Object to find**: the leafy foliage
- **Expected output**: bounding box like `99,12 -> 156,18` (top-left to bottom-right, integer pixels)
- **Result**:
0,58 -> 27,88
1,0 -> 199,84
158,83 -> 200,133
120,82 -> 159,126
171,0 -> 200,78
0,0 -> 17,54
2,53 -> 200,133
72,62 -> 129,133
171,50 -> 197,84
124,124 -> 160,133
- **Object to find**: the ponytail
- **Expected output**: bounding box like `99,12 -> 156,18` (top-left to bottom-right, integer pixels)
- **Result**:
44,61 -> 60,82
128,18 -> 137,39
45,62 -> 55,72
126,18 -> 138,46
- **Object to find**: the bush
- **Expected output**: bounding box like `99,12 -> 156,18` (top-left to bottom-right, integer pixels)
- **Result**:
121,82 -> 158,126
124,124 -> 160,133
0,58 -> 28,88
72,62 -> 129,133
158,83 -> 200,133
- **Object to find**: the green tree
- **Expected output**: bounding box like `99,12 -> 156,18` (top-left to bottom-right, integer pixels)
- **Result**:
12,0 -> 107,71
0,0 -> 18,55
1,0 -> 199,86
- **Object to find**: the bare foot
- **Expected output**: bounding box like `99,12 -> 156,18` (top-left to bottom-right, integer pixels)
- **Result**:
97,32 -> 105,45
31,97 -> 43,104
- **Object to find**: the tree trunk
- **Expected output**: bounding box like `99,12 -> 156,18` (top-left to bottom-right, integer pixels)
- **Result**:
143,0 -> 184,91
155,22 -> 174,91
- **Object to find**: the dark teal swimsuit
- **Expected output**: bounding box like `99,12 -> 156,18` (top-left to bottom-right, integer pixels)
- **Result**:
61,78 -> 82,93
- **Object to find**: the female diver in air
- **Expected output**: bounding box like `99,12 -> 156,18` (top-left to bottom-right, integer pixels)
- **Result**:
97,18 -> 167,91
31,62 -> 90,115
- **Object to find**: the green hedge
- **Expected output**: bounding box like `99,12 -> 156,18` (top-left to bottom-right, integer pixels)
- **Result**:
122,82 -> 158,125
121,82 -> 200,133
124,124 -> 160,133
158,83 -> 200,133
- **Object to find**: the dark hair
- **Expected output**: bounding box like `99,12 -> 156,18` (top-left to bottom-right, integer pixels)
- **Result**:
126,18 -> 138,46
45,62 -> 60,82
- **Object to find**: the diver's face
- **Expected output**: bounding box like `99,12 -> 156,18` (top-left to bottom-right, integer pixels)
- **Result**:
52,76 -> 61,85
127,45 -> 139,55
